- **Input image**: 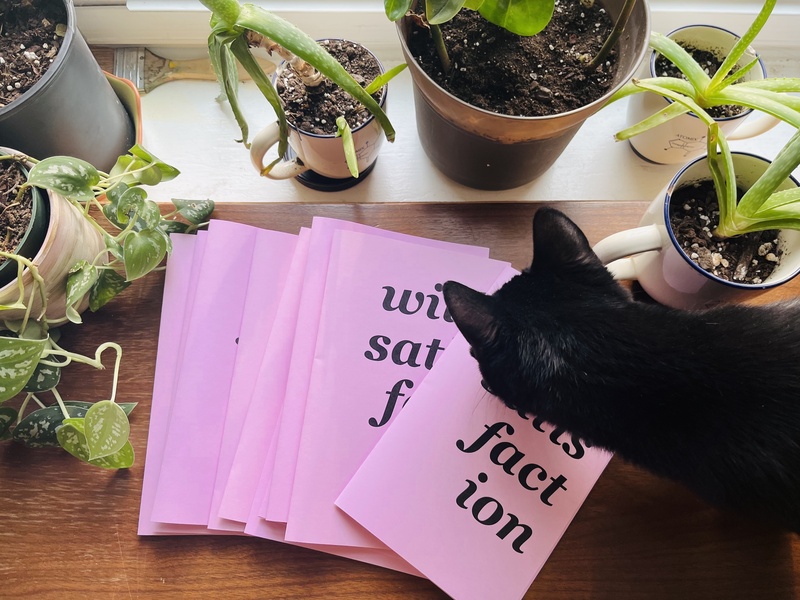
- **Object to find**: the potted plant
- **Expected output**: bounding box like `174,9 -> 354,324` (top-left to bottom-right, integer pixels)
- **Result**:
386,0 -> 650,190
593,122 -> 800,309
611,0 -> 800,162
0,0 -> 136,172
0,147 -> 214,468
201,0 -> 406,189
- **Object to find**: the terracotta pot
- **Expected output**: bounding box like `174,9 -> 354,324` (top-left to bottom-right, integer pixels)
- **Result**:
0,0 -> 135,172
397,0 -> 651,190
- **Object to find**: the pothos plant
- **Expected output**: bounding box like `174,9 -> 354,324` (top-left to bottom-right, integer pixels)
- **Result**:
202,0 -> 406,178
0,147 -> 214,468
385,0 -> 639,72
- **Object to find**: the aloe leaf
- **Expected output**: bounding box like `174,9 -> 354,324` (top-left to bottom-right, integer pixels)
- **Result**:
365,63 -> 408,95
13,404 -> 88,447
752,188 -> 800,216
27,157 -> 99,203
738,129 -> 800,217
708,0 -> 776,91
84,400 -> 130,460
614,100 -> 690,141
0,337 -> 48,403
648,31 -> 711,93
736,78 -> 800,93
335,117 -> 359,178
385,0 -> 414,21
199,0 -> 241,28
717,56 -> 760,89
229,36 -> 285,157
235,4 -> 396,143
211,32 -> 252,147
478,0 -> 555,37
716,87 -> 800,128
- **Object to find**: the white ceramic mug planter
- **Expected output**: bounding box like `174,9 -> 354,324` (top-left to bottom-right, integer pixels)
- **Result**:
592,152 -> 800,309
249,41 -> 387,188
626,25 -> 778,164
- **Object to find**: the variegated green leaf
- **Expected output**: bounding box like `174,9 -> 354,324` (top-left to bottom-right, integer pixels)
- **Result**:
57,418 -> 134,469
0,337 -> 48,403
0,406 -> 17,440
171,199 -> 215,225
22,362 -> 61,392
123,229 -> 169,281
84,400 -> 130,460
89,269 -> 131,312
64,401 -> 137,416
13,404 -> 87,447
66,261 -> 99,324
27,156 -> 100,203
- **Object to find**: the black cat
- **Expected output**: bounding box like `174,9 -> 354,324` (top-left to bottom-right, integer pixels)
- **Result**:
442,207 -> 800,533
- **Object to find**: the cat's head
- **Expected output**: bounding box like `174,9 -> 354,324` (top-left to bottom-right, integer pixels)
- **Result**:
442,208 -> 629,412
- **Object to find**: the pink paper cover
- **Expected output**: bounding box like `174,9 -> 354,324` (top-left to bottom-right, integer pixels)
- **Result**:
206,229 -> 299,532
139,232 -> 224,535
337,328 -> 612,599
284,229 -> 510,548
216,228 -> 311,526
264,217 -> 491,524
151,220 -> 259,526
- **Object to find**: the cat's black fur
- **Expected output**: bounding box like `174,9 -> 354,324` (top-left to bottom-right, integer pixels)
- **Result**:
442,207 -> 800,533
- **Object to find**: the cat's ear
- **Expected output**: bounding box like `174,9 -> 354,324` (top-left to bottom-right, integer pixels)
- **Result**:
531,207 -> 601,270
442,281 -> 499,350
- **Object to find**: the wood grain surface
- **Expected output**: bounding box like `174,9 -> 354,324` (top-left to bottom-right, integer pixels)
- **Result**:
1,202 -> 798,600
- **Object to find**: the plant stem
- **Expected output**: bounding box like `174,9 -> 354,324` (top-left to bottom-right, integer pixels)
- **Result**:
51,388 -> 70,420
586,0 -> 637,71
430,24 -> 452,73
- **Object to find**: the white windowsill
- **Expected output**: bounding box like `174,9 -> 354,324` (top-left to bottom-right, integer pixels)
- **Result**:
75,4 -> 800,204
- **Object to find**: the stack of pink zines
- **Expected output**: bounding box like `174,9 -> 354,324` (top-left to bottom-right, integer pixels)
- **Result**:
138,217 -> 612,600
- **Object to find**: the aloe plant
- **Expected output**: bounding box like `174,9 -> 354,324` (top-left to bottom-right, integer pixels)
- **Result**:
612,0 -> 800,143
202,0 -> 401,176
0,148 -> 214,468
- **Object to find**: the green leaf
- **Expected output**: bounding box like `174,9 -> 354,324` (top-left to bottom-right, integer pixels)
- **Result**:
56,418 -> 135,469
426,0 -> 467,25
199,0 -> 242,28
335,116 -> 359,178
104,232 -> 124,261
13,404 -> 88,447
89,269 -> 131,312
116,186 -> 148,226
138,200 -> 164,230
27,156 -> 100,203
0,336 -> 48,403
84,400 -> 130,460
384,0 -> 414,21
64,401 -> 138,416
123,229 -> 169,281
65,261 -> 99,324
171,199 -> 215,225
0,406 -> 17,440
160,220 -> 191,235
23,361 -> 61,392
128,145 -> 181,183
365,63 -> 408,95
478,0 -> 555,37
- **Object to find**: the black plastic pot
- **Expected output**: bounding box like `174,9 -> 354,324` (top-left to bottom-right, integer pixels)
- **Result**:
398,0 -> 651,190
0,0 -> 135,172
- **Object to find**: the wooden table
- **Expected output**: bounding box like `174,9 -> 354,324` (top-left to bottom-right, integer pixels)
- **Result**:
1,202 -> 798,599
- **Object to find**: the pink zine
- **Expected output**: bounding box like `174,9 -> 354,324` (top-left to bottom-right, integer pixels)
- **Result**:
284,229 -> 511,548
206,228 -> 299,532
337,330 -> 612,600
152,220 -> 259,526
264,217 -> 491,525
